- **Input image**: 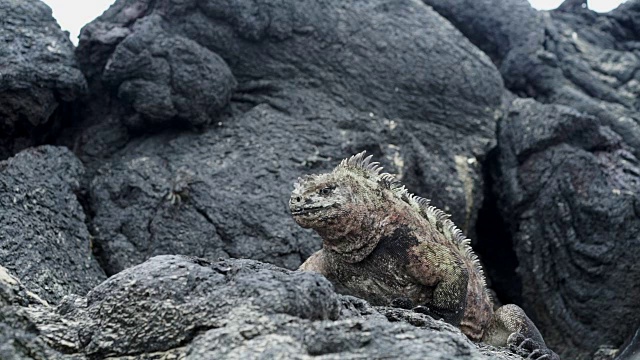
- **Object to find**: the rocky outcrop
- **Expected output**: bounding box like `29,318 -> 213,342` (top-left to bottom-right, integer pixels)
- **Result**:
420,1 -> 640,358
99,15 -> 237,130
0,256 -> 520,359
494,97 -> 640,359
423,0 -> 640,155
1,0 -> 639,358
0,0 -> 87,161
72,0 -> 503,274
0,146 -> 106,304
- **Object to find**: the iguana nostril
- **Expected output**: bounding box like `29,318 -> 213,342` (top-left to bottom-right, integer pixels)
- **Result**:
296,197 -> 301,202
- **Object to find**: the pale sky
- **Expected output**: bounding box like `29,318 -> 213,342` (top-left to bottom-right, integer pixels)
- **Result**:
529,0 -> 625,11
43,0 -> 116,44
42,0 -> 627,45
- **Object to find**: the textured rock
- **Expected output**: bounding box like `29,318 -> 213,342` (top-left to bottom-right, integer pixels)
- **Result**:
74,0 -> 504,274
615,327 -> 640,360
186,312 -> 485,360
0,146 -> 106,304
77,256 -> 340,357
0,266 -> 65,360
423,0 -> 640,155
0,256 -> 522,359
420,1 -> 640,357
494,97 -> 640,359
0,0 -> 87,160
3,0 -> 638,358
101,15 -> 237,130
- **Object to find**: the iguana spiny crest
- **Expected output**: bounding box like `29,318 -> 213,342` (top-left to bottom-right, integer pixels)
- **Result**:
291,151 -> 487,291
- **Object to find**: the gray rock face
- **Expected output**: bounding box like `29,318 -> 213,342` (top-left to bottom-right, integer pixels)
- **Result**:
0,266 -> 62,360
0,256 -> 520,359
423,0 -> 640,155
0,0 -> 87,160
0,146 -> 106,304
2,0 -> 639,358
101,15 -> 237,130
420,1 -> 640,357
88,103 -> 342,274
78,256 -> 341,357
495,98 -> 640,359
185,312 -> 481,360
74,0 -> 503,274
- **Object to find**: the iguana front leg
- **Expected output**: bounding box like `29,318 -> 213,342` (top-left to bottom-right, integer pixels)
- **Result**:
483,304 -> 560,360
299,250 -> 328,274
406,242 -> 469,326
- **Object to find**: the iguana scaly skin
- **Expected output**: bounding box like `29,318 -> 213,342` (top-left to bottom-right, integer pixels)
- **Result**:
290,151 -> 559,360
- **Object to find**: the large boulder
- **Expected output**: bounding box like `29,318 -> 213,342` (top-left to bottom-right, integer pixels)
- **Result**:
494,97 -> 640,359
0,146 -> 106,304
423,0 -> 640,155
421,1 -> 640,357
100,15 -> 237,130
87,101 -> 353,274
76,256 -> 341,357
0,255 -> 523,359
73,0 -> 504,274
0,0 -> 87,160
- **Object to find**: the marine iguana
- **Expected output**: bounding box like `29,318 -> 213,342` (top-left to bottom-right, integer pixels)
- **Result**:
290,151 -> 559,360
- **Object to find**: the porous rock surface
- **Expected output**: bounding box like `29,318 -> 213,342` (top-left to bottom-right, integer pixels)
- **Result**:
494,97 -> 640,359
0,256 -> 518,359
73,0 -> 501,274
0,265 -> 62,360
0,146 -> 105,304
421,1 -> 640,358
423,0 -> 640,155
1,0 -> 639,358
0,0 -> 87,160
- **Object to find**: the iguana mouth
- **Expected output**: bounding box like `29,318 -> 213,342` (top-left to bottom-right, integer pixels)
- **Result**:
291,205 -> 328,216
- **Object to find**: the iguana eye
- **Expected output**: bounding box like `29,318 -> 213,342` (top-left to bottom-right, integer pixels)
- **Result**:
319,187 -> 333,195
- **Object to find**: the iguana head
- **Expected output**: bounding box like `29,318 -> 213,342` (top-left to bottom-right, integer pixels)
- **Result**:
289,172 -> 350,229
289,152 -> 391,259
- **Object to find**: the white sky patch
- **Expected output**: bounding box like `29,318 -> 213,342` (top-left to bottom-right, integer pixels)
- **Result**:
42,0 -> 116,45
529,0 -> 626,11
42,0 -> 627,46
